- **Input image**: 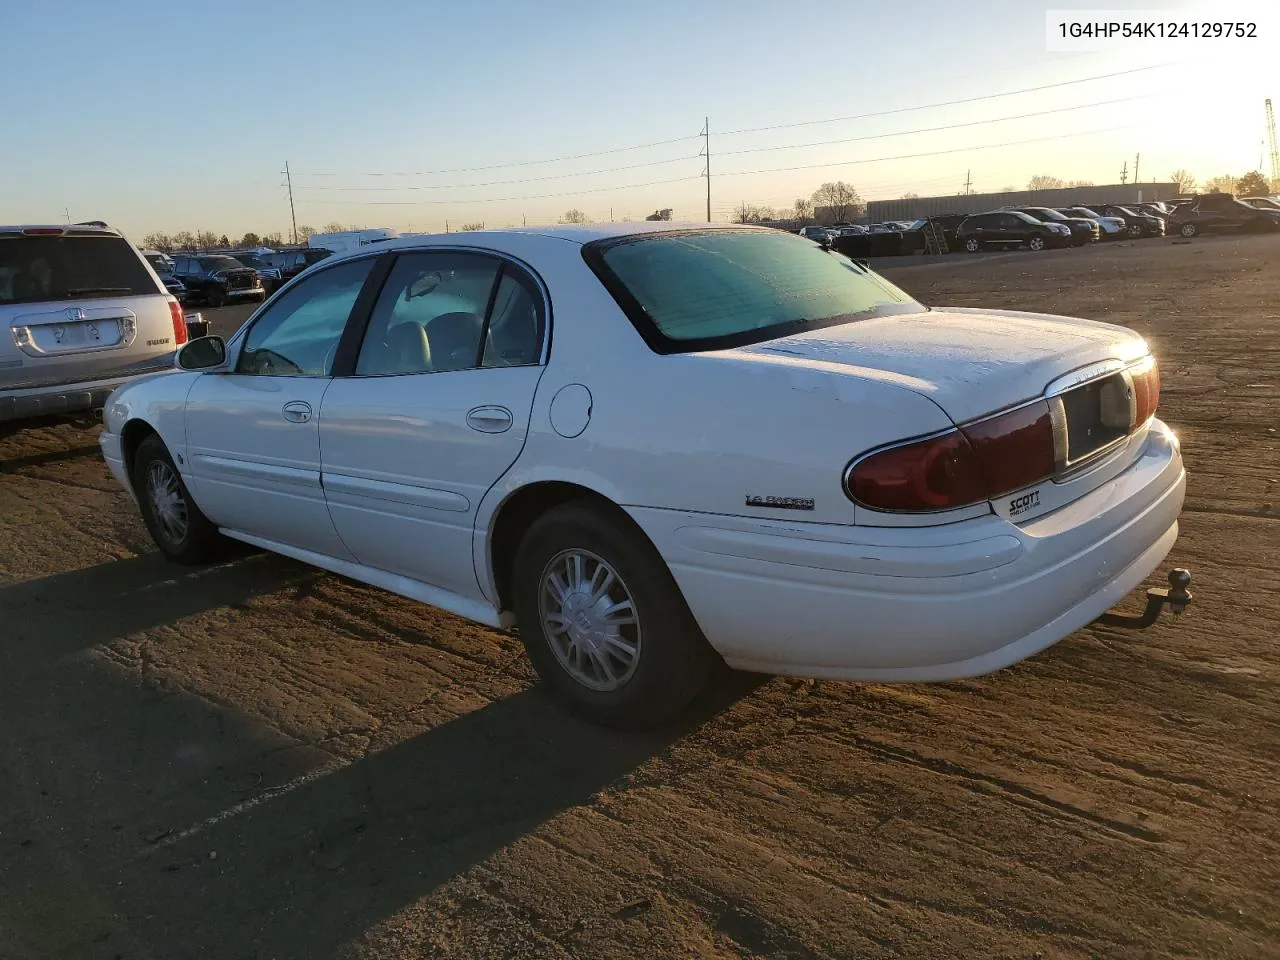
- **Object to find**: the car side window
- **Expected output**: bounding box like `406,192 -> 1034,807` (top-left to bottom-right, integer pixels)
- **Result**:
481,269 -> 545,367
355,252 -> 501,376
237,257 -> 374,378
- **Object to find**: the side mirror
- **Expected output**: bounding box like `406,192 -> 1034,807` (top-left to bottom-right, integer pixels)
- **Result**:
177,335 -> 227,370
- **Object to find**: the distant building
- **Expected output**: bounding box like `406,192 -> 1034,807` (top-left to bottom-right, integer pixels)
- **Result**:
864,183 -> 1180,222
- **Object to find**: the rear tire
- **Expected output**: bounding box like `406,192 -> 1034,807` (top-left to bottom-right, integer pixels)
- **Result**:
132,434 -> 220,564
1127,223 -> 1143,238
1179,222 -> 1198,238
206,286 -> 225,308
1027,235 -> 1045,252
964,237 -> 981,253
512,501 -> 717,727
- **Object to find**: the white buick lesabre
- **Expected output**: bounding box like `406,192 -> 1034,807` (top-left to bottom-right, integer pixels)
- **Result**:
100,223 -> 1188,724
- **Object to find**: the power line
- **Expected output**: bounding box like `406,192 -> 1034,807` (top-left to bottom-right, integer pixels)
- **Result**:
297,135 -> 701,179
715,126 -> 1130,180
307,174 -> 702,206
715,95 -> 1154,158
716,63 -> 1175,136
296,153 -> 697,192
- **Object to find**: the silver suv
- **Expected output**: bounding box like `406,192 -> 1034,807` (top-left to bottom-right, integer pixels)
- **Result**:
1,224 -> 188,425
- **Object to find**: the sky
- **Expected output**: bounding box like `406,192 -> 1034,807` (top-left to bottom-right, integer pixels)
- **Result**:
1,0 -> 1273,240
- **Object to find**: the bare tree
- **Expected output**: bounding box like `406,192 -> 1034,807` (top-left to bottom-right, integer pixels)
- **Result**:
296,225 -> 317,242
238,232 -> 261,248
1027,175 -> 1065,190
561,209 -> 587,224
899,192 -> 919,199
792,198 -> 813,220
194,231 -> 221,250
172,231 -> 197,252
322,221 -> 347,233
732,203 -> 776,224
261,232 -> 284,247
1169,169 -> 1197,194
1235,171 -> 1269,196
458,222 -> 484,231
1066,180 -> 1095,188
142,232 -> 174,252
1202,173 -> 1237,194
810,182 -> 862,222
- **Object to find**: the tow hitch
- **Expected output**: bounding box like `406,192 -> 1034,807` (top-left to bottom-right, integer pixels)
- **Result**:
1095,568 -> 1193,630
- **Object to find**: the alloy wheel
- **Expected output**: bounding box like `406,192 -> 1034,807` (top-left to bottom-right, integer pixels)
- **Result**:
146,460 -> 188,545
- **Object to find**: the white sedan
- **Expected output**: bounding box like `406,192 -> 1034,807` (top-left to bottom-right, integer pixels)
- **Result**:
100,223 -> 1189,725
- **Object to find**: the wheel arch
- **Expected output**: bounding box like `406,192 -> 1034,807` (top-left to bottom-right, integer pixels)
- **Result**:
120,417 -> 160,486
484,480 -> 666,614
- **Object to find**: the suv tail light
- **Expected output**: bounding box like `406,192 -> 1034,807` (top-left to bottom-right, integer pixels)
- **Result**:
168,299 -> 189,346
847,400 -> 1057,513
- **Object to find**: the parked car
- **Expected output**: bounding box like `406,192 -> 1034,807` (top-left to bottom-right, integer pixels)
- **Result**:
226,251 -> 284,293
1089,204 -> 1166,238
98,223 -> 1190,724
1241,196 -> 1280,212
956,211 -> 1072,252
1134,202 -> 1173,220
264,247 -> 333,285
1167,194 -> 1280,237
141,250 -> 174,273
1057,207 -> 1127,240
307,228 -> 399,255
798,225 -> 835,243
171,254 -> 264,307
1010,207 -> 1099,246
0,223 -> 188,425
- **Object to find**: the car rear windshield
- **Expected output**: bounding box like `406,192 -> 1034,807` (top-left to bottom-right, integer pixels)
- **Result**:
199,256 -> 244,272
0,233 -> 158,306
585,228 -> 924,353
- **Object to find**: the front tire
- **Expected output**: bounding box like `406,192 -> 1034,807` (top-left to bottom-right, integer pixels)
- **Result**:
1180,222 -> 1198,238
964,237 -> 981,253
1127,223 -> 1143,238
1027,235 -> 1045,252
206,286 -> 225,308
132,434 -> 220,564
512,501 -> 717,727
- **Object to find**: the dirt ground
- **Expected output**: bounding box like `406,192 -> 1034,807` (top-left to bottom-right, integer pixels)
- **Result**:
1,235 -> 1277,960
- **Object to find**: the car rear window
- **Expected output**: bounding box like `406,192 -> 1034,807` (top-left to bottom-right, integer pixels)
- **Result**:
585,229 -> 922,354
0,234 -> 158,306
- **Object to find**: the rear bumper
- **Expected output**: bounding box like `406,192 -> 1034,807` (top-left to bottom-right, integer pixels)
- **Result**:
629,419 -> 1186,681
0,370 -> 160,423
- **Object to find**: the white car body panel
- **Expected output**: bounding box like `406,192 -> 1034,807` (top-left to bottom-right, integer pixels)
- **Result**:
100,222 -> 1187,683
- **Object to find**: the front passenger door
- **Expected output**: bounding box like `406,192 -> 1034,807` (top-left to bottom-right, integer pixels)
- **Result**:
183,256 -> 378,558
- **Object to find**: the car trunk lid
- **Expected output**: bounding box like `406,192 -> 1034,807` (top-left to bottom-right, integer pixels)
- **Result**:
736,306 -> 1150,423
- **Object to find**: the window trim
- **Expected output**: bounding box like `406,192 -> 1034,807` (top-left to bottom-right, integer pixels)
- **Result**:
338,246 -> 551,378
232,253 -> 386,378
581,227 -> 925,356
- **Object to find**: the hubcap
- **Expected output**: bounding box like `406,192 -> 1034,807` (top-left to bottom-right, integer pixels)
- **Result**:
147,460 -> 188,545
1030,237 -> 1043,250
538,549 -> 641,691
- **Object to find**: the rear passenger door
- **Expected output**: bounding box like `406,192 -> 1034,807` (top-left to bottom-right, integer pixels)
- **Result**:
318,249 -> 548,600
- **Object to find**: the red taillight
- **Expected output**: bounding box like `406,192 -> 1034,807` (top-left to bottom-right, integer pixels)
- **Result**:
23,227 -> 65,236
168,299 -> 188,346
963,400 -> 1057,497
848,430 -> 987,511
1132,358 -> 1159,425
848,401 -> 1057,513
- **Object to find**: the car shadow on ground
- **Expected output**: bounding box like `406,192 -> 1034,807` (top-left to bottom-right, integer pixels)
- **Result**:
117,670 -> 763,960
0,550 -> 765,959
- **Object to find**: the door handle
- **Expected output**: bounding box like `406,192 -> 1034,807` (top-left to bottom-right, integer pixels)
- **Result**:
282,400 -> 313,423
466,405 -> 513,433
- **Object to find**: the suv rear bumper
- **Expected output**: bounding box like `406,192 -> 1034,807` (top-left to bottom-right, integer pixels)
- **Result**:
0,365 -> 170,422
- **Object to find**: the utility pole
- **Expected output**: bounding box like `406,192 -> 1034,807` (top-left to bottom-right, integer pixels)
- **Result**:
1266,99 -> 1279,184
282,162 -> 298,245
63,207 -> 70,224
1134,153 -> 1140,183
701,117 -> 711,223
1120,161 -> 1128,184
522,213 -> 527,227
962,170 -> 973,195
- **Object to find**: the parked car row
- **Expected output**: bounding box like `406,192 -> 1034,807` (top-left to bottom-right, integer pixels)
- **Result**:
138,245 -> 334,306
797,192 -> 1280,257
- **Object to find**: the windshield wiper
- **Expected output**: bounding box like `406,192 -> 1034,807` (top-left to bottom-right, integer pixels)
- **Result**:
61,286 -> 133,298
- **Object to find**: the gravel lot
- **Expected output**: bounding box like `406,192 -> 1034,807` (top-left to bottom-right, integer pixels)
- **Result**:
2,236 -> 1277,960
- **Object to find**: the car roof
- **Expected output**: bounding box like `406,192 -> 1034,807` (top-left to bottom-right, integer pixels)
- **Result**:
0,223 -> 122,237
396,220 -> 761,247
